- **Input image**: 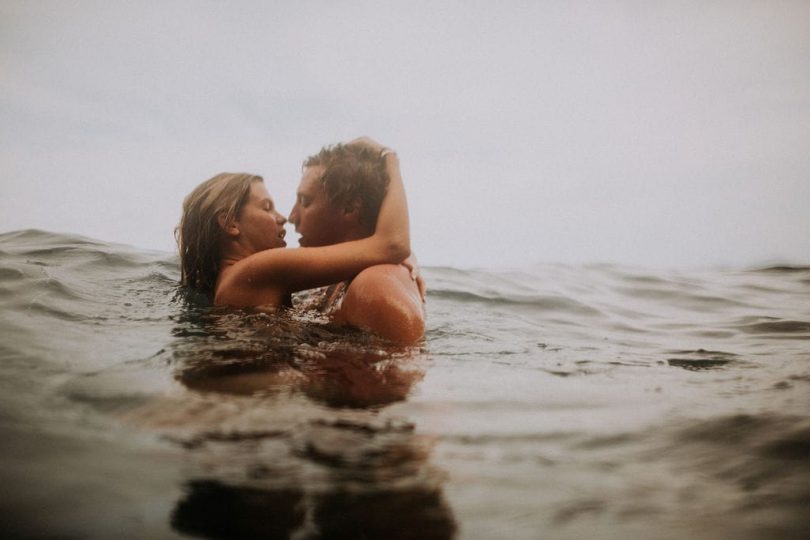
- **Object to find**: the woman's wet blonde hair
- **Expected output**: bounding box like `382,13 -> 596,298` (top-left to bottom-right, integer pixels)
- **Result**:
176,172 -> 262,294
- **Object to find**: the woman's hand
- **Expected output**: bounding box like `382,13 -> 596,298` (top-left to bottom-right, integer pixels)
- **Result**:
402,254 -> 426,303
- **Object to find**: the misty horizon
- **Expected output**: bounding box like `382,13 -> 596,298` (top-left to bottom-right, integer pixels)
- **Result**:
1,1 -> 808,269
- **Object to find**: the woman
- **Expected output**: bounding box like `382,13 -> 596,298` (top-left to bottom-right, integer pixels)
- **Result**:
176,137 -> 410,310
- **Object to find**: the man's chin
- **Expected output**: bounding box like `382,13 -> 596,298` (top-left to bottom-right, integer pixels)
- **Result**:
297,236 -> 332,248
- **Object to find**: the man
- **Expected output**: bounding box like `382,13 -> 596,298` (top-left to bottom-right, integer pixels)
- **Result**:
289,143 -> 426,344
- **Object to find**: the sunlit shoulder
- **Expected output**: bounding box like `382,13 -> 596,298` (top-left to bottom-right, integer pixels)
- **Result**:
333,264 -> 425,344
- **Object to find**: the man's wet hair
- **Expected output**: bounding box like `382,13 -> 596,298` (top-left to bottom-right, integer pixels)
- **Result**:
303,144 -> 390,231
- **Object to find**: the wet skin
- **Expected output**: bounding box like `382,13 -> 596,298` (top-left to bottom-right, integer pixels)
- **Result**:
213,138 -> 411,317
290,167 -> 425,344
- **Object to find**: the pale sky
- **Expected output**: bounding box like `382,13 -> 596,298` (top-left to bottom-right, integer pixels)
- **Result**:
1,0 -> 808,268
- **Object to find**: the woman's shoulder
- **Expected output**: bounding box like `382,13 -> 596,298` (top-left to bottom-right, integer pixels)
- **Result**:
213,259 -> 287,308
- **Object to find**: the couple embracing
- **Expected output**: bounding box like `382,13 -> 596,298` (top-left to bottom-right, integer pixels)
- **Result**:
176,137 -> 425,344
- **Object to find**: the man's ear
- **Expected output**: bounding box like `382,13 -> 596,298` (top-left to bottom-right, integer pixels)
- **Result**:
342,199 -> 362,222
217,213 -> 240,237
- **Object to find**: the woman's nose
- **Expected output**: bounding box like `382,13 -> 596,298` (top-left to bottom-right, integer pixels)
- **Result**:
276,212 -> 287,224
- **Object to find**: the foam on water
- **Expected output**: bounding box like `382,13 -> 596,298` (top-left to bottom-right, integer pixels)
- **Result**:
1,229 -> 809,538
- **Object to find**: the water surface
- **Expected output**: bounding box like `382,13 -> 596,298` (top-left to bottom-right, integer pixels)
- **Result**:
1,229 -> 809,538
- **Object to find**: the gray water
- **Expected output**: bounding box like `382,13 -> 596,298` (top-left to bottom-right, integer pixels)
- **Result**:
1,229 -> 809,539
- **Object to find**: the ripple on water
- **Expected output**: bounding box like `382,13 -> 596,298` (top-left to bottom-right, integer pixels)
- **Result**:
2,231 -> 810,538
666,349 -> 740,371
739,319 -> 810,336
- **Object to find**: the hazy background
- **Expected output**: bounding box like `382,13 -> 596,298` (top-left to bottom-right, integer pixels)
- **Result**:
1,0 -> 808,269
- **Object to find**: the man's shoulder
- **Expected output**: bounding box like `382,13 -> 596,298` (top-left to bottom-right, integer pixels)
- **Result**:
345,264 -> 422,310
350,263 -> 410,289
336,264 -> 425,343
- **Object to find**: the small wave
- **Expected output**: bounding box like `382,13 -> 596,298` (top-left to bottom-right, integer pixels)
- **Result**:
667,358 -> 732,370
428,289 -> 602,316
759,426 -> 810,461
0,265 -> 28,281
0,228 -> 106,247
28,276 -> 86,301
0,229 -> 168,267
662,413 -> 810,511
674,413 -> 810,468
739,319 -> 810,335
614,285 -> 752,309
23,300 -> 109,323
752,265 -> 810,274
667,348 -> 738,358
665,348 -> 742,370
442,432 -> 577,445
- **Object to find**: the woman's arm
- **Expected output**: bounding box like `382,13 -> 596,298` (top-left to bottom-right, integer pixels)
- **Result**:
236,139 -> 411,294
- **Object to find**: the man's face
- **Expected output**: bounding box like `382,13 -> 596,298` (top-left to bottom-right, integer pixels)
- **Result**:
288,166 -> 348,247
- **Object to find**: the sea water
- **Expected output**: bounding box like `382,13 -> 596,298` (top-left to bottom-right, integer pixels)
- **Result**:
0,229 -> 808,539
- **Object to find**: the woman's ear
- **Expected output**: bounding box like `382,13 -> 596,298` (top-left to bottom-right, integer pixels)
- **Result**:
217,213 -> 240,237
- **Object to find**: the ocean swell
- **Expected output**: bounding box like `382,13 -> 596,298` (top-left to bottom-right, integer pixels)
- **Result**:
1,229 -> 809,538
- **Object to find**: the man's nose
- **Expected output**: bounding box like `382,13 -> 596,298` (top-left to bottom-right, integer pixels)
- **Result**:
288,205 -> 298,224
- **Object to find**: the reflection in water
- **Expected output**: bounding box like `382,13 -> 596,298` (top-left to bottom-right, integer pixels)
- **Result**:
173,482 -> 305,538
169,302 -> 425,408
173,481 -> 456,539
172,428 -> 456,539
162,301 -> 456,538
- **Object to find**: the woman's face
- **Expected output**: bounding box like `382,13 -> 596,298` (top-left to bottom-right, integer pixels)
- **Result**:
233,181 -> 287,252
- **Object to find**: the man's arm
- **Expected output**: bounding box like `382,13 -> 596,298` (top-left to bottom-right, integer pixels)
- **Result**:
332,264 -> 425,344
